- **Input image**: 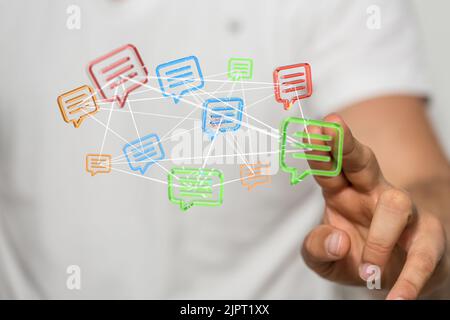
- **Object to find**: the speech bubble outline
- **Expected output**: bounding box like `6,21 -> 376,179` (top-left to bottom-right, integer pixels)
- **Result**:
123,133 -> 165,175
85,154 -> 112,176
273,63 -> 312,110
201,97 -> 244,140
168,167 -> 224,211
239,163 -> 271,191
87,44 -> 148,108
155,56 -> 204,104
279,117 -> 343,185
227,57 -> 254,81
57,85 -> 99,128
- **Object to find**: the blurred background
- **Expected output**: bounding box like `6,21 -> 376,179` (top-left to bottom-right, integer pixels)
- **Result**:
414,0 -> 450,157
0,0 -> 448,300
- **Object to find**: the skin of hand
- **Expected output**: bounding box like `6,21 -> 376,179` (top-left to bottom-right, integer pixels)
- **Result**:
301,96 -> 450,299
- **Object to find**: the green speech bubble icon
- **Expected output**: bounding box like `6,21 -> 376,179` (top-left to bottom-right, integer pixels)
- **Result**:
168,167 -> 224,211
280,117 -> 344,185
227,58 -> 253,81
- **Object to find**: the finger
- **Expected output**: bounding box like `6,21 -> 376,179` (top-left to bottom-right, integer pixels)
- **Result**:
360,188 -> 414,280
304,124 -> 350,192
302,225 -> 351,277
322,114 -> 386,192
386,215 -> 447,300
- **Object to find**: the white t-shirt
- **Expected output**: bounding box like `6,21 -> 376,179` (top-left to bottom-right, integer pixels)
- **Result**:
0,0 -> 429,299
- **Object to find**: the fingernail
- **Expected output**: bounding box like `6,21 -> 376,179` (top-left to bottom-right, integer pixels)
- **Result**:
359,263 -> 373,281
394,297 -> 405,300
325,232 -> 342,256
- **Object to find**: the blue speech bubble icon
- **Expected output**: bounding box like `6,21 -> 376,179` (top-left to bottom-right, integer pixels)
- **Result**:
156,56 -> 205,104
202,97 -> 244,140
123,133 -> 165,175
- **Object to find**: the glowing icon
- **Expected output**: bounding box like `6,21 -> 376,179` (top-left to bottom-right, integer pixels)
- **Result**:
280,117 -> 343,185
202,97 -> 244,140
273,63 -> 312,110
240,163 -> 271,191
88,44 -> 148,108
86,154 -> 112,176
155,56 -> 204,104
123,133 -> 165,175
228,58 -> 253,81
168,167 -> 224,211
57,85 -> 99,128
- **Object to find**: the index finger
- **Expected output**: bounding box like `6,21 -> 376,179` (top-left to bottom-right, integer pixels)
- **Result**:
319,114 -> 386,193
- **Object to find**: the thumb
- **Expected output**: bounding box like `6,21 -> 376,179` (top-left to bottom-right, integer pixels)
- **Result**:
302,225 -> 351,277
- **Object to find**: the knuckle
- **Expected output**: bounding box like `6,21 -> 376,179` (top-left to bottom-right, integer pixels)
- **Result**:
410,251 -> 437,276
426,216 -> 447,253
379,188 -> 412,215
365,238 -> 393,257
427,214 -> 445,238
343,144 -> 373,173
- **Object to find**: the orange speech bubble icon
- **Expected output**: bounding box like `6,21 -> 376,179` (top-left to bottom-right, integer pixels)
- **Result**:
85,154 -> 112,176
57,85 -> 99,128
240,162 -> 271,191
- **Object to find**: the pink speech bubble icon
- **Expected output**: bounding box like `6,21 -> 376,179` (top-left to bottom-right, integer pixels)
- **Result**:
88,44 -> 148,108
273,63 -> 312,110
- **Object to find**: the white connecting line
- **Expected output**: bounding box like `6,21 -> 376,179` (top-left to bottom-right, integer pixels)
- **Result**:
79,66 -> 310,190
202,118 -> 223,169
122,74 -> 297,143
109,149 -> 305,165
97,107 -> 199,121
108,73 -> 263,168
98,87 -> 118,155
96,85 -> 274,105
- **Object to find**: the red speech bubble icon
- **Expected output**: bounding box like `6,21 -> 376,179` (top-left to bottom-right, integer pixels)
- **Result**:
273,63 -> 312,110
88,44 -> 148,108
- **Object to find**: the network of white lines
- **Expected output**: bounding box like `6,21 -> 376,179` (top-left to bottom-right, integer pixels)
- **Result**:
57,44 -> 322,211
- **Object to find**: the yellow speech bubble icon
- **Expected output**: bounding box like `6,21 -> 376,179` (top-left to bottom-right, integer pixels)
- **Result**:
85,154 -> 112,176
57,85 -> 99,128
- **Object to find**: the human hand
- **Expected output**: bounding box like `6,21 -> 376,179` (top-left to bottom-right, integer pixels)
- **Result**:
301,114 -> 449,299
